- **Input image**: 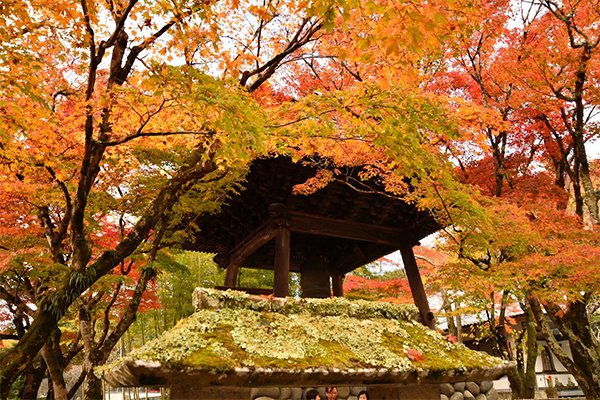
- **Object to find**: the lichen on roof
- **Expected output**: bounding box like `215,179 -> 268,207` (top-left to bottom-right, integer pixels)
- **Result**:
101,289 -> 515,388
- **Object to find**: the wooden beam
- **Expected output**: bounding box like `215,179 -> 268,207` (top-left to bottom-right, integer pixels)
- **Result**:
237,254 -> 302,273
288,210 -> 406,246
400,245 -> 435,330
227,220 -> 277,266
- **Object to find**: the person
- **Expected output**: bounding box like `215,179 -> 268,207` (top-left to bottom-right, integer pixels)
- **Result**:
306,389 -> 321,400
357,390 -> 370,400
325,386 -> 338,400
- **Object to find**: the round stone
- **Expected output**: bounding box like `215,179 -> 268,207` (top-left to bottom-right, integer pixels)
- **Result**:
464,390 -> 475,400
441,395 -> 450,400
454,382 -> 466,392
441,383 -> 456,397
479,381 -> 493,393
450,392 -> 465,400
279,387 -> 292,399
351,387 -> 367,396
475,394 -> 487,400
486,388 -> 499,400
466,382 -> 481,396
252,387 -> 280,399
337,386 -> 351,398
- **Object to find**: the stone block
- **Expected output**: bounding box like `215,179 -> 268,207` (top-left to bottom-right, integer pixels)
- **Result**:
440,383 -> 455,397
466,382 -> 480,396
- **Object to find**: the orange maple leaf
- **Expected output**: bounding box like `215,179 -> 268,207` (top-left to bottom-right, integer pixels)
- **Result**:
406,348 -> 425,362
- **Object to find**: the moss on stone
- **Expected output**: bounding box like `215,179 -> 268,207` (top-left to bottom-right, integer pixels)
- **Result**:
192,288 -> 419,321
112,289 -> 505,378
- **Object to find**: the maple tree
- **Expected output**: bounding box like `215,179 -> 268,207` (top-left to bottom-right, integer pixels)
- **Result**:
2,0 -> 599,399
0,0 -> 473,396
515,0 -> 600,225
0,0 -> 349,397
418,0 -> 600,396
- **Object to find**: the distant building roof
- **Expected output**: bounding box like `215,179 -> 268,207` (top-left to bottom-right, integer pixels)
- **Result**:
101,289 -> 515,388
434,298 -> 524,331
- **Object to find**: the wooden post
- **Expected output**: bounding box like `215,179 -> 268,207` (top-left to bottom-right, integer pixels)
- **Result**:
400,244 -> 435,329
270,204 -> 291,298
273,225 -> 291,297
224,263 -> 239,287
332,274 -> 344,297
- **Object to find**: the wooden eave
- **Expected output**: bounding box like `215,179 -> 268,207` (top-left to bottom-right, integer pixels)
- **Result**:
182,156 -> 440,275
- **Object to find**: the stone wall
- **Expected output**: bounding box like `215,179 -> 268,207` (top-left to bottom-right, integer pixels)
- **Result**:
252,386 -> 367,400
250,381 -> 498,400
440,381 -> 499,400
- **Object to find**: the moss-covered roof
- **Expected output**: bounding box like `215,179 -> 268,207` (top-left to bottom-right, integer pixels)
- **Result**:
100,289 -> 514,388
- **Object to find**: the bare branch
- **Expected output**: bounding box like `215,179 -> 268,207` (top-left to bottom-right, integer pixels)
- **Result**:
102,129 -> 216,146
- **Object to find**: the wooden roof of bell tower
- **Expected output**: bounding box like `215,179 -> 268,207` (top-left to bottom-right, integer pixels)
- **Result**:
183,156 -> 440,328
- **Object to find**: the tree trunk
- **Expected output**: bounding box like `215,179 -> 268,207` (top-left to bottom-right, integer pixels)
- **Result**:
522,306 -> 538,399
507,307 -> 539,400
21,357 -> 46,400
83,369 -> 103,400
41,342 -> 68,400
0,309 -> 59,399
528,296 -> 600,400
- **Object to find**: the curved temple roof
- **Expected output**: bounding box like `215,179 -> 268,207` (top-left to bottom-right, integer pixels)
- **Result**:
101,289 -> 515,389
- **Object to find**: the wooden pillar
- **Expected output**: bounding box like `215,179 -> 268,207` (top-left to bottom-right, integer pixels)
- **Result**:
224,264 -> 239,287
400,244 -> 435,329
332,274 -> 344,297
270,204 -> 291,298
273,226 -> 291,297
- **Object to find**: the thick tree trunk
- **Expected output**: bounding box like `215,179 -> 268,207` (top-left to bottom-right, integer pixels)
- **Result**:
0,309 -> 59,399
21,357 -> 46,400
